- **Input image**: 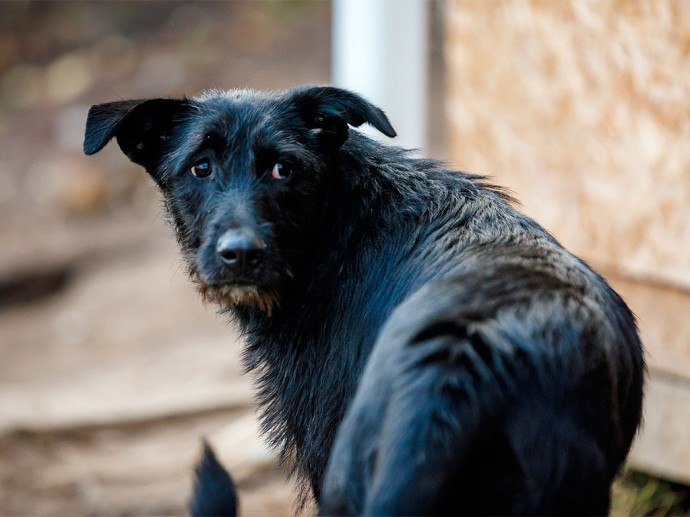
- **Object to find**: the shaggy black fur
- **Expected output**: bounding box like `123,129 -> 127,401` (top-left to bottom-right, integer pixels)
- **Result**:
84,85 -> 645,515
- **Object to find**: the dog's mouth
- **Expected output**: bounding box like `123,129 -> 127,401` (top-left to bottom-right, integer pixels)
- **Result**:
197,281 -> 279,315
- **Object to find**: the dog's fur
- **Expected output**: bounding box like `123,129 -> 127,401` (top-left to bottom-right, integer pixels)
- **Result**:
84,86 -> 645,515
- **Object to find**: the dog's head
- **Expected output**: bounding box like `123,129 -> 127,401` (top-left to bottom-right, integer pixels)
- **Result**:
84,86 -> 396,314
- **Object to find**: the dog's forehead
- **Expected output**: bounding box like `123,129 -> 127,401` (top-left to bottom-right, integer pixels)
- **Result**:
190,89 -> 288,134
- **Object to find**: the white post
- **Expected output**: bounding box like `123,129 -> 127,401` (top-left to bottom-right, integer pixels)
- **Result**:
332,0 -> 428,152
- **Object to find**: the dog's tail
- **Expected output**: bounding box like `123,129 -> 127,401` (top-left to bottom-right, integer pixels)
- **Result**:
189,440 -> 238,517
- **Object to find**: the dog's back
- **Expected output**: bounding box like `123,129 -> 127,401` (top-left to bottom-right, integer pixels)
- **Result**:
84,86 -> 644,515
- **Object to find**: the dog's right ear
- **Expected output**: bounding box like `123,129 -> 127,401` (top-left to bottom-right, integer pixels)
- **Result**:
84,98 -> 191,171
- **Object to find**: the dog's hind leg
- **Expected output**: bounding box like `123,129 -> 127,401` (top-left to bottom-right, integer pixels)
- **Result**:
321,280 -> 621,515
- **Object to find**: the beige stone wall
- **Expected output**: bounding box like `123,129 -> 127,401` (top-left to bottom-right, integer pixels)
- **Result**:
445,0 -> 690,483
445,0 -> 690,288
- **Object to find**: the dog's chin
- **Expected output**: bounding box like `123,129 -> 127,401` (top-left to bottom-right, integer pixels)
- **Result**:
188,262 -> 280,315
199,283 -> 279,315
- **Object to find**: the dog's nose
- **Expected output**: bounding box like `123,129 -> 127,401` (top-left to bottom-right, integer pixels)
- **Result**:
216,229 -> 266,269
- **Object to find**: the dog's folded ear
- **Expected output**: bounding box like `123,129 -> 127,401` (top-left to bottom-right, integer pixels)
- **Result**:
286,86 -> 397,149
84,98 -> 191,171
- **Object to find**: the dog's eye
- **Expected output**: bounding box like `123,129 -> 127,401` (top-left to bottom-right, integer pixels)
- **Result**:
191,160 -> 212,178
271,163 -> 292,180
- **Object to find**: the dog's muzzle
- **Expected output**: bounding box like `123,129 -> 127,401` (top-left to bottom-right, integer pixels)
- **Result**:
216,228 -> 266,272
195,227 -> 278,313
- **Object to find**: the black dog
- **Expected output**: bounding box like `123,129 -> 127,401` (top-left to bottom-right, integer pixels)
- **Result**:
84,86 -> 644,515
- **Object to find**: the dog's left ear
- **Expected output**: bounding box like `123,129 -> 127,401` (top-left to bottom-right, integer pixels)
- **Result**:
287,86 -> 397,149
84,98 -> 191,172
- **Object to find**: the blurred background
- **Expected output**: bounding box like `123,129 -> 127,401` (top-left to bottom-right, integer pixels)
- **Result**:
0,1 -> 688,515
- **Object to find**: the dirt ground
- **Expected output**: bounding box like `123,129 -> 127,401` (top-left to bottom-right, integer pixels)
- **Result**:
0,2 -> 330,514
